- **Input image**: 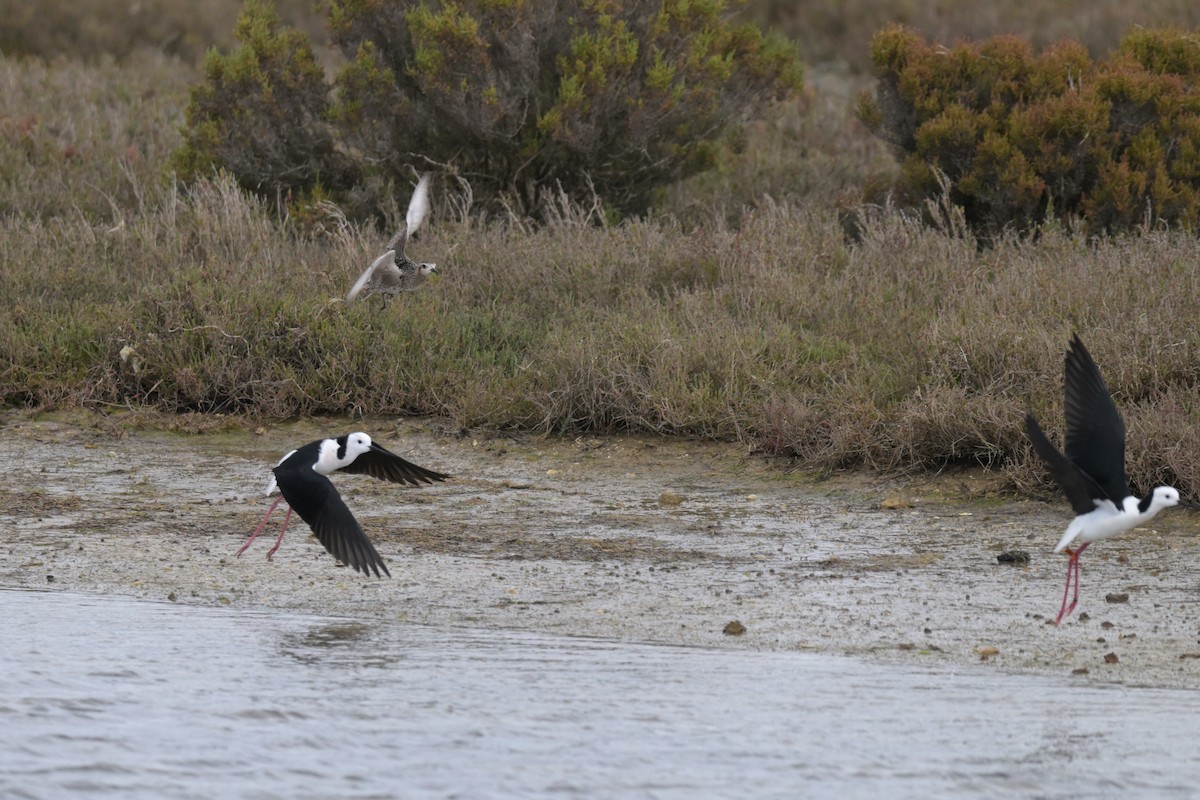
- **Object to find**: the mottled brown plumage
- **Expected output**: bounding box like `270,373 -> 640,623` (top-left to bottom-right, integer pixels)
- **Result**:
346,173 -> 438,304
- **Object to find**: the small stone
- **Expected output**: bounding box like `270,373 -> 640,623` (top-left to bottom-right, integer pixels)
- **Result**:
897,643 -> 916,651
1104,652 -> 1120,664
723,620 -> 746,636
167,592 -> 177,602
658,490 -> 685,507
1072,667 -> 1090,675
1101,621 -> 1115,629
1105,593 -> 1130,604
1077,612 -> 1090,621
996,550 -> 1030,565
46,574 -> 55,583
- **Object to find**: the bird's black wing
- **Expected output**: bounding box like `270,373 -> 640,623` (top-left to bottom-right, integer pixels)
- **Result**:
341,442 -> 450,486
275,466 -> 390,578
1061,335 -> 1131,502
1025,412 -> 1108,515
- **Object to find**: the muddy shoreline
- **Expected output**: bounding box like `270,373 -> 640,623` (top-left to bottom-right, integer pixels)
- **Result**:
4,411 -> 1200,689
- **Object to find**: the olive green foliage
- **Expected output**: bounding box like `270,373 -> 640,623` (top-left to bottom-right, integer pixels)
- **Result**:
860,26 -> 1200,237
7,13 -> 1200,499
756,0 -> 1200,74
174,0 -> 352,198
181,0 -> 802,217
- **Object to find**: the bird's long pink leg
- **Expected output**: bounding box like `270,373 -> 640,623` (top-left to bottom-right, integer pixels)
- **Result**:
1055,554 -> 1074,625
265,507 -> 293,561
1054,542 -> 1090,625
236,496 -> 284,557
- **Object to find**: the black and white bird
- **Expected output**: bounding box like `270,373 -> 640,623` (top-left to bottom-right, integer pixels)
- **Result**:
237,432 -> 449,577
1025,334 -> 1180,624
346,173 -> 439,305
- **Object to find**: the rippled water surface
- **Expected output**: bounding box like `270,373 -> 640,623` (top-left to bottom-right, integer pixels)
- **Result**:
4,589 -> 1200,799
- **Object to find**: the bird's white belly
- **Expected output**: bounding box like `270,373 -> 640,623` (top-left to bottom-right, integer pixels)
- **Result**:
1054,500 -> 1148,552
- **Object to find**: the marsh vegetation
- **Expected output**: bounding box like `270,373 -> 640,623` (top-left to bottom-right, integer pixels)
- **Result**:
3,1 -> 1200,498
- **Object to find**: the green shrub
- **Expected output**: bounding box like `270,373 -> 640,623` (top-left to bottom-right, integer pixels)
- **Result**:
859,26 -> 1200,238
753,0 -> 1200,75
178,0 -> 802,218
174,0 -> 355,199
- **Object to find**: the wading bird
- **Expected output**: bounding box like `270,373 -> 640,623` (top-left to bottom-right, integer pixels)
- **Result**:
1025,334 -> 1180,624
346,173 -> 439,305
237,432 -> 449,577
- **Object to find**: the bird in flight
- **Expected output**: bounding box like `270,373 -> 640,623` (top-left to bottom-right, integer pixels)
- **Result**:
1025,334 -> 1180,624
237,432 -> 449,577
346,173 -> 439,305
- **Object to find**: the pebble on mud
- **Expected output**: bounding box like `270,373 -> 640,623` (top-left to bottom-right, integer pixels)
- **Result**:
1104,652 -> 1120,664
723,620 -> 746,636
1106,593 -> 1130,604
658,490 -> 685,507
996,550 -> 1030,565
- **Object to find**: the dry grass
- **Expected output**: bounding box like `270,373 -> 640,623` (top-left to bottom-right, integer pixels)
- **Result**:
3,10 -> 1200,499
0,0 -> 327,63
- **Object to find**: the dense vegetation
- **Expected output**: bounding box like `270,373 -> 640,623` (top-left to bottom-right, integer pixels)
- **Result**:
174,0 -> 802,218
859,26 -> 1200,238
3,1 -> 1200,499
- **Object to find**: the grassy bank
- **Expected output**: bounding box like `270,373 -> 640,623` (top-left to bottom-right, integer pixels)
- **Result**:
1,43 -> 1199,498
6,170 -> 1200,495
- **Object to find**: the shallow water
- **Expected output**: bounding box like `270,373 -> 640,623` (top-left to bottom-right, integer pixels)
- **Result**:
3,589 -> 1200,799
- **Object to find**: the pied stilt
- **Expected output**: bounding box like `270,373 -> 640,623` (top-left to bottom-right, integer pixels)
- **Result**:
346,173 -> 439,305
1025,334 -> 1180,624
237,432 -> 449,577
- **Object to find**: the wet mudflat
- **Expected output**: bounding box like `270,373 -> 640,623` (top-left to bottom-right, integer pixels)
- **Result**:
3,411 -> 1200,690
6,588 -> 1200,799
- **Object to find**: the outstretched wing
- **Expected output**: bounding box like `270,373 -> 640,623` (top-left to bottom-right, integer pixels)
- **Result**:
341,442 -> 450,485
384,224 -> 408,259
377,174 -> 431,261
346,250 -> 395,302
1025,412 -> 1106,515
406,173 -> 431,239
275,468 -> 390,578
1062,335 -> 1130,502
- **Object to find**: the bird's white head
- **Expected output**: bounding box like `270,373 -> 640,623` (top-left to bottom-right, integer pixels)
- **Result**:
314,432 -> 375,475
1150,486 -> 1181,513
344,432 -> 374,459
419,262 -> 439,276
